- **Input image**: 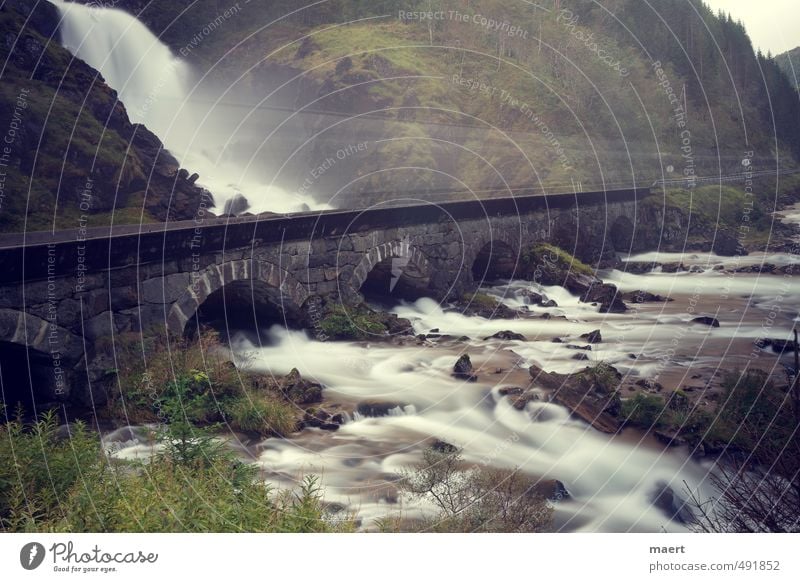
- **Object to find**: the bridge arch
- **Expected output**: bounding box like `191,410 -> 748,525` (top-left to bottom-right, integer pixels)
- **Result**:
0,309 -> 83,408
348,240 -> 433,302
465,226 -> 524,286
167,260 -> 309,335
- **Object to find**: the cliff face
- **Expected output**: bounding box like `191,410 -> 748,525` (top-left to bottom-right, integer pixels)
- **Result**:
0,0 -> 210,233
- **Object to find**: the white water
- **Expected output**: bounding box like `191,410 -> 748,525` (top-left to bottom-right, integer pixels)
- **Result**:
52,0 -> 328,214
228,325 -> 714,532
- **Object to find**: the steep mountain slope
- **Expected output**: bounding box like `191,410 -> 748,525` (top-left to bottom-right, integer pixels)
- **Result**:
0,0 -> 210,233
775,47 -> 800,90
100,0 -> 800,205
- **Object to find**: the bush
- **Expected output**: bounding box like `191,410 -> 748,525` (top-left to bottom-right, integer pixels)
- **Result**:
398,445 -> 553,532
621,393 -> 669,429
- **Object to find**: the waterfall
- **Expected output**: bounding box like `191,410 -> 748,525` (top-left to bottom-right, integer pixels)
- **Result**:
51,0 -> 329,214
52,0 -> 190,139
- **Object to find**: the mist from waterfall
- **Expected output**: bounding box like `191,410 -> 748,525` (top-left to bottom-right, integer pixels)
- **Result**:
51,0 -> 329,214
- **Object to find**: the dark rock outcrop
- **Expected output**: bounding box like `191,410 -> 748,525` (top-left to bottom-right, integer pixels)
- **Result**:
690,316 -> 720,327
356,400 -> 407,417
581,282 -> 628,313
453,354 -> 477,381
281,368 -> 324,404
621,290 -> 673,303
529,364 -> 622,433
0,2 -> 211,230
580,329 -> 602,344
483,330 -> 526,341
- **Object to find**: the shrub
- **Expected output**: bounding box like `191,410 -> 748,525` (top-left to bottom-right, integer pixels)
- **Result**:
398,445 -> 553,532
621,393 -> 669,429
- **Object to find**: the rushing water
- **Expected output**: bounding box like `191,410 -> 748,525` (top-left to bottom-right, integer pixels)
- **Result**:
52,0 -> 327,214
52,0 -> 800,533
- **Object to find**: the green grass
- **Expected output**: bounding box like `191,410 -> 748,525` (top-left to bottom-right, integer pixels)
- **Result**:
0,410 -> 349,532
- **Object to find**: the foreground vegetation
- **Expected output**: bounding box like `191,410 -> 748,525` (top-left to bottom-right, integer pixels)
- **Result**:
0,410 -> 349,532
382,443 -> 553,532
104,331 -> 299,436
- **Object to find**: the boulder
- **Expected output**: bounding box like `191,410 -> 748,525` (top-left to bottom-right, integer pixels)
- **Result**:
281,368 -> 324,404
356,400 -> 407,417
651,481 -> 694,524
581,282 -> 628,313
529,364 -> 622,433
452,354 -> 477,381
483,330 -> 526,341
621,290 -> 673,303
690,316 -> 720,327
580,329 -> 602,344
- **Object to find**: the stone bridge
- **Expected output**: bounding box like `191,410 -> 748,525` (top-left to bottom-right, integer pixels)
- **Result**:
0,188 -> 653,407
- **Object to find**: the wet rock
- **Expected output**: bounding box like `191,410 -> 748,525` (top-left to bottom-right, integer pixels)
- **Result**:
621,290 -> 673,303
661,263 -> 688,273
551,337 -> 564,343
651,481 -> 694,524
756,337 -> 798,354
565,344 -> 592,351
517,290 -> 544,305
581,282 -> 628,313
571,352 -> 590,361
530,364 -> 622,433
550,480 -> 571,502
498,386 -> 525,396
376,312 -> 414,336
281,368 -> 324,404
484,330 -> 526,341
690,316 -> 720,327
452,354 -> 477,381
542,299 -> 558,308
580,329 -> 602,344
356,400 -> 406,417
509,390 -> 540,410
623,262 -> 661,274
